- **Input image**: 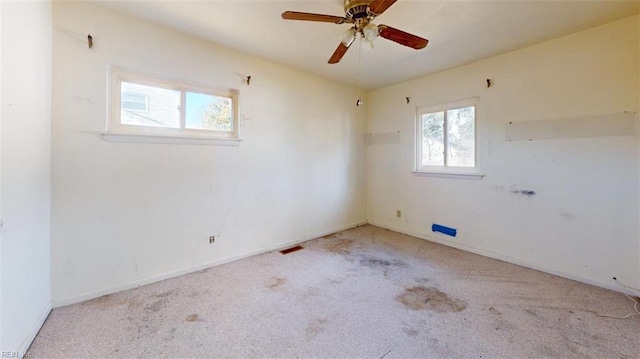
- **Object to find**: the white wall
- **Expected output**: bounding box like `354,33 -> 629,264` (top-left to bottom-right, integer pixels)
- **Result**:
0,0 -> 4,350
51,2 -> 367,305
1,0 -> 52,354
367,16 -> 640,292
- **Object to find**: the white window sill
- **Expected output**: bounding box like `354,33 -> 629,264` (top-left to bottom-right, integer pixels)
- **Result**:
101,133 -> 242,146
412,171 -> 484,180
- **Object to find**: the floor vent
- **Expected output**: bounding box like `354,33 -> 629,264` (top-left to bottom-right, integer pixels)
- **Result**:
280,245 -> 304,255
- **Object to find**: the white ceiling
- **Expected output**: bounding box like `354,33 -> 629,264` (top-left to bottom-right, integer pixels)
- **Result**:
94,0 -> 639,90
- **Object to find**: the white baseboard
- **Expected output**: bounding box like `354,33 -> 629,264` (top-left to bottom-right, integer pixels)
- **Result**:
53,220 -> 367,308
16,301 -> 51,358
368,221 -> 639,296
51,219 -> 637,308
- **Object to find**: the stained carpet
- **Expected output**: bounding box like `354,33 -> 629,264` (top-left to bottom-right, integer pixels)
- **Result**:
28,225 -> 639,358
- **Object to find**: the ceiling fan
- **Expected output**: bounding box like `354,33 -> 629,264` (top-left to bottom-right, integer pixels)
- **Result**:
281,0 -> 428,64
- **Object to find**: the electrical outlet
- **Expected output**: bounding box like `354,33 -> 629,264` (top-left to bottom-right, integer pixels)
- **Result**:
209,236 -> 215,244
396,210 -> 402,218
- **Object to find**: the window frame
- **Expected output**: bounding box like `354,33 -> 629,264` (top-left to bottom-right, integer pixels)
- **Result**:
414,97 -> 479,176
107,67 -> 239,141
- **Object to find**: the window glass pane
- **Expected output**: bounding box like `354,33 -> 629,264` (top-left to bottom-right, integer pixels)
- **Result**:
185,92 -> 233,131
121,92 -> 148,111
447,106 -> 475,167
421,112 -> 445,166
120,82 -> 180,128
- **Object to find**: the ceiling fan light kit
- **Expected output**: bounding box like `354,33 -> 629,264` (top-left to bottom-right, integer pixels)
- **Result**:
361,37 -> 375,51
341,28 -> 357,47
363,23 -> 379,42
281,0 -> 428,64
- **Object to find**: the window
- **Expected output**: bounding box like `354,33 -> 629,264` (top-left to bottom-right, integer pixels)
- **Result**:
108,68 -> 239,141
415,98 -> 478,175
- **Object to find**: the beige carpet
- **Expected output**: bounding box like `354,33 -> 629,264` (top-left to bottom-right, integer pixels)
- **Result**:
28,225 -> 639,358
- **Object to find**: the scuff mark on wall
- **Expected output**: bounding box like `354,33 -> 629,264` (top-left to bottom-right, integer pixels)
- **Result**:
494,185 -> 537,197
559,212 -> 575,220
511,189 -> 536,197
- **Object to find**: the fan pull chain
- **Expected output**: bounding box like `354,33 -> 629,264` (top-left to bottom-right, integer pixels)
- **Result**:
356,33 -> 363,107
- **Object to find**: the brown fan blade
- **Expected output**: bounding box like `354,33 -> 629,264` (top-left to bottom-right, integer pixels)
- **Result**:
282,11 -> 347,24
379,25 -> 428,49
328,42 -> 351,64
368,0 -> 398,15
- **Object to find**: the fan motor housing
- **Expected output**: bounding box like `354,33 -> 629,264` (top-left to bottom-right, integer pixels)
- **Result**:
344,0 -> 372,19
